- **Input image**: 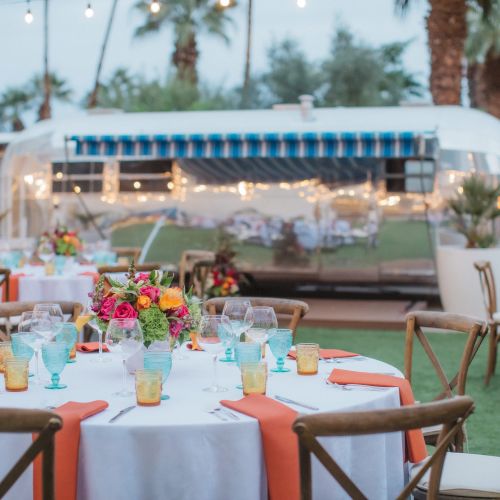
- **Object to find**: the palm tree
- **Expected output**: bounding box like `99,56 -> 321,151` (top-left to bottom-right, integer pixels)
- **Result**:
0,88 -> 32,131
134,0 -> 233,84
39,0 -> 51,120
30,73 -> 72,114
241,0 -> 253,107
466,0 -> 500,117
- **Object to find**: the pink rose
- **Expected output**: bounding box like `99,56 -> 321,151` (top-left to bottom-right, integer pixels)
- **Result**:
112,301 -> 138,320
169,320 -> 183,338
140,285 -> 161,302
134,272 -> 151,284
173,304 -> 190,318
98,297 -> 116,320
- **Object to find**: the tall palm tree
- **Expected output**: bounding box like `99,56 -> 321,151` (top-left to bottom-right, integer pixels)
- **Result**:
39,0 -> 51,120
466,0 -> 500,117
134,0 -> 233,84
0,88 -> 32,131
30,73 -> 72,111
241,0 -> 253,107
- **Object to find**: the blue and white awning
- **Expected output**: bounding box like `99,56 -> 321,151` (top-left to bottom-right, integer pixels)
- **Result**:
69,131 -> 437,159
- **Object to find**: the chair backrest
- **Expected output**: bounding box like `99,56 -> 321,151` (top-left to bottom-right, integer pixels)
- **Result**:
0,268 -> 11,301
178,250 -> 216,289
474,260 -> 497,320
293,396 -> 475,500
0,408 -> 62,500
97,263 -> 161,275
190,260 -> 215,297
405,311 -> 487,400
112,246 -> 141,263
205,296 -> 309,339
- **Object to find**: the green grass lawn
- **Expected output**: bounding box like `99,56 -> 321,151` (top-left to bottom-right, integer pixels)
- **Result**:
297,327 -> 500,456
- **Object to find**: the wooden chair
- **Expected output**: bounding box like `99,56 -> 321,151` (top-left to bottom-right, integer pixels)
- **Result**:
0,301 -> 83,339
0,268 -> 10,302
97,263 -> 161,275
474,260 -> 500,385
405,311 -> 487,451
0,408 -> 62,500
190,259 -> 215,297
294,396 -> 500,500
178,250 -> 215,290
112,246 -> 141,264
205,297 -> 309,339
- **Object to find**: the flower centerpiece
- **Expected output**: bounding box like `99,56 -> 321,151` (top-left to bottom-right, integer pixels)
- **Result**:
39,226 -> 82,256
89,263 -> 202,348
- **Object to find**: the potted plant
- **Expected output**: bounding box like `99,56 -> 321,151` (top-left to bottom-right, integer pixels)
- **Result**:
437,175 -> 500,318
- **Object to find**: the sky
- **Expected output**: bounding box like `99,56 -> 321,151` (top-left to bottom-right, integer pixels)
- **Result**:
0,0 -> 430,115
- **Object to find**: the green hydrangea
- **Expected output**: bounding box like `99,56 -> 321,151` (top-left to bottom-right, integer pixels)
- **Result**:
138,305 -> 169,347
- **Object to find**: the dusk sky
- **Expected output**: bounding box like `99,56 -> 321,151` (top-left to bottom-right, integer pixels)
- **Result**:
0,0 -> 430,114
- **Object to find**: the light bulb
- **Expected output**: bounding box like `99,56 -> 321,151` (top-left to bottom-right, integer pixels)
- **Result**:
85,3 -> 94,18
24,9 -> 34,24
150,0 -> 160,14
297,0 -> 306,7
219,0 -> 231,7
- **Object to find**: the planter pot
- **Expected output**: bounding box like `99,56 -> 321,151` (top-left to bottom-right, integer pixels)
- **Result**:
436,245 -> 500,319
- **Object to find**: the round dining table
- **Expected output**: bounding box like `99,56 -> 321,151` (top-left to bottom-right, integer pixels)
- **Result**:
0,348 -> 405,500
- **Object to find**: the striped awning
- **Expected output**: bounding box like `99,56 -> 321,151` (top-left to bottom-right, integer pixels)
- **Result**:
69,131 -> 437,159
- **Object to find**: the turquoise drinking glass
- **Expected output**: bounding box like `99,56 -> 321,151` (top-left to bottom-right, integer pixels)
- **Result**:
11,333 -> 34,377
235,342 -> 261,389
55,323 -> 78,364
144,351 -> 172,400
268,328 -> 293,373
42,343 -> 69,389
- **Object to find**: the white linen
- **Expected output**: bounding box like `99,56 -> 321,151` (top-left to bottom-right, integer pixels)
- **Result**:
0,349 -> 405,500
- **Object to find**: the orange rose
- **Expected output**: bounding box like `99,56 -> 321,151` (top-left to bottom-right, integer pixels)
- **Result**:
159,287 -> 185,311
63,235 -> 70,243
137,295 -> 151,310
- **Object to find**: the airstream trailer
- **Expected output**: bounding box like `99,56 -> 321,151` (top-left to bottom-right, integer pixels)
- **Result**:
1,105 -> 499,293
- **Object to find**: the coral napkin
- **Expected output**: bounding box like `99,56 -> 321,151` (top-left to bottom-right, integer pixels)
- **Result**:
78,271 -> 100,285
328,369 -> 428,463
33,400 -> 108,500
186,332 -> 203,351
288,348 -> 358,360
76,342 -> 109,353
221,395 -> 300,500
2,273 -> 26,301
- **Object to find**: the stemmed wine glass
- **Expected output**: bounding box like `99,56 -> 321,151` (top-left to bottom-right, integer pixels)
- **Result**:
221,299 -> 254,362
197,315 -> 232,392
105,318 -> 144,397
33,304 -> 64,325
245,306 -> 278,356
84,302 -> 110,363
38,239 -> 55,265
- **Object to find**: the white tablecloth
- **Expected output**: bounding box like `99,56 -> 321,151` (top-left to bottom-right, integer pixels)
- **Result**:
0,349 -> 405,500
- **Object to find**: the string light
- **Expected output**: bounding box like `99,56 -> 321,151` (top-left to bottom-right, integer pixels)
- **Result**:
218,0 -> 231,7
24,1 -> 33,24
84,3 -> 94,18
150,0 -> 160,14
297,0 -> 307,7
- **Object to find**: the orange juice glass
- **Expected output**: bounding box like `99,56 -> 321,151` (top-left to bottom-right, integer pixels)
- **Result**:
5,358 -> 29,391
0,342 -> 13,373
241,362 -> 267,395
296,343 -> 319,375
135,369 -> 162,406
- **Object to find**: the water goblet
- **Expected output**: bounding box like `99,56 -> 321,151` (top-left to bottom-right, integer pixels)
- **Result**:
33,304 -> 64,325
54,323 -> 78,363
144,351 -> 172,400
222,299 -> 254,360
268,329 -> 292,372
42,343 -> 69,389
105,318 -> 144,397
11,333 -> 34,376
197,315 -> 231,393
245,306 -> 277,357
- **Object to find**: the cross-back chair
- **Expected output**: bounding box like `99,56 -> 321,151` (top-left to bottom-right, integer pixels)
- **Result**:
0,408 -> 62,500
178,250 -> 216,290
405,311 -> 487,451
204,297 -> 309,340
0,301 -> 83,339
0,268 -> 11,302
97,263 -> 161,276
189,260 -> 215,298
294,397 -> 477,500
474,260 -> 500,385
112,246 -> 141,264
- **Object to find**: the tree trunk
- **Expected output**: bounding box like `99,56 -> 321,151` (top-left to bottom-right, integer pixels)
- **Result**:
172,34 -> 198,84
426,0 -> 466,105
241,0 -> 253,108
12,117 -> 25,132
481,50 -> 500,118
467,62 -> 486,109
39,0 -> 51,120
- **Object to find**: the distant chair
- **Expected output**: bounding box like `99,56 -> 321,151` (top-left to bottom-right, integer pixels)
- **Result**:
474,260 -> 500,385
293,396 -> 500,500
112,247 -> 141,264
0,408 -> 62,500
97,263 -> 161,276
190,260 -> 215,298
0,268 -> 11,302
178,250 -> 215,290
204,297 -> 309,340
405,311 -> 487,451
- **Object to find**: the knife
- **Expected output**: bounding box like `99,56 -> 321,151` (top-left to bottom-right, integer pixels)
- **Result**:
274,395 -> 319,411
108,405 -> 136,423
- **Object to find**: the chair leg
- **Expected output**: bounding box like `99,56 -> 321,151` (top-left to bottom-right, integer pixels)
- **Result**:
484,324 -> 498,386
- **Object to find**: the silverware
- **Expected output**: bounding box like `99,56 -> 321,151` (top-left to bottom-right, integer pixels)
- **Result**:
321,356 -> 366,364
274,395 -> 319,411
207,409 -> 227,421
326,383 -> 390,392
216,407 -> 240,420
108,405 -> 136,423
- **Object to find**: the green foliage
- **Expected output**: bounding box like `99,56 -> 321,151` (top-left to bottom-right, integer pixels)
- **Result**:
466,0 -> 500,63
138,305 -> 169,346
448,175 -> 500,248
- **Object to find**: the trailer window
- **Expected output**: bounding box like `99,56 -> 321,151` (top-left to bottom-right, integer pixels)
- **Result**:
385,159 -> 434,193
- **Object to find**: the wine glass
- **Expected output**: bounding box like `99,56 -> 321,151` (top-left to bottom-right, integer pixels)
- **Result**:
197,315 -> 231,392
245,306 -> 278,356
33,304 -> 64,325
105,318 -> 144,397
81,241 -> 95,264
221,299 -> 254,362
85,302 -> 110,364
38,239 -> 55,264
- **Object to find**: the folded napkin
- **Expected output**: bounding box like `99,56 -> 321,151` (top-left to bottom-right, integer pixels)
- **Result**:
78,271 -> 100,285
221,395 -> 300,500
288,348 -> 358,360
2,273 -> 26,302
76,342 -> 109,353
186,332 -> 203,351
33,400 -> 108,500
328,369 -> 428,463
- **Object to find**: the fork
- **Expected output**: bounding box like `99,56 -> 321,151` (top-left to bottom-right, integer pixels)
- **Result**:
207,409 -> 228,421
214,407 -> 240,420
326,382 -> 390,392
